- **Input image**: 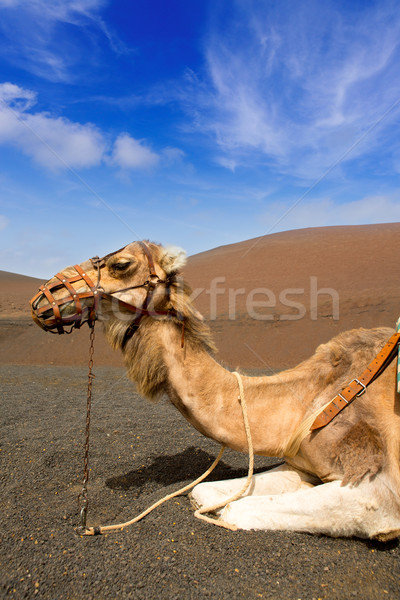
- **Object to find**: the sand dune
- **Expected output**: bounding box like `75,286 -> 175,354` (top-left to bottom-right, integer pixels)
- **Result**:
1,223 -> 399,369
183,223 -> 400,368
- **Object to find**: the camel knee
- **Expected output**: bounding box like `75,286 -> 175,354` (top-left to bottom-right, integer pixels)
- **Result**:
189,463 -> 318,512
250,463 -> 318,495
190,478 -> 245,510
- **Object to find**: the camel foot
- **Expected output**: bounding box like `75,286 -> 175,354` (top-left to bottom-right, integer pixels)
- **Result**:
371,529 -> 400,542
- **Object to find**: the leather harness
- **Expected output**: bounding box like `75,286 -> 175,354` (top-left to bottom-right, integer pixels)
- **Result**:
30,241 -> 183,346
311,331 -> 400,430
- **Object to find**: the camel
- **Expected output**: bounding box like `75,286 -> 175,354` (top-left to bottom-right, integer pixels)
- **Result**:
30,240 -> 400,541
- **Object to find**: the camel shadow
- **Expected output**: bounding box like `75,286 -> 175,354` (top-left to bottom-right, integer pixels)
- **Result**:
105,446 -> 276,491
363,537 -> 399,550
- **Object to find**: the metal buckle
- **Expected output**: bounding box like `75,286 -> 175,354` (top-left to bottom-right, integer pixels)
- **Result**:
338,393 -> 349,404
349,378 -> 367,396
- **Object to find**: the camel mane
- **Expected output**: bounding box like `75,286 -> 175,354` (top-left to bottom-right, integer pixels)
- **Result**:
104,271 -> 217,402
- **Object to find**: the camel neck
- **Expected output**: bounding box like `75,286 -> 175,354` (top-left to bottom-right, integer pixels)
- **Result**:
147,323 -> 311,457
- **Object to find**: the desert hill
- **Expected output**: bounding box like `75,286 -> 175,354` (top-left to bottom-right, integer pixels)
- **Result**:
1,223 -> 399,369
0,270 -> 44,319
183,223 -> 400,368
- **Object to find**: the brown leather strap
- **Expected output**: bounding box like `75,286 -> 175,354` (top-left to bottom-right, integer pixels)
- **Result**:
39,284 -> 64,333
55,272 -> 82,316
73,265 -> 97,291
311,332 -> 400,430
30,241 -> 184,338
138,241 -> 158,278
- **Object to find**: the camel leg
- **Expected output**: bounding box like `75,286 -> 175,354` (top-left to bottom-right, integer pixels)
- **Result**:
190,462 -> 319,511
218,477 -> 400,540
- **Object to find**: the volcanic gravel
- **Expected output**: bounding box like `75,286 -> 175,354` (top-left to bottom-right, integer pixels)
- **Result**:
1,364 -> 400,600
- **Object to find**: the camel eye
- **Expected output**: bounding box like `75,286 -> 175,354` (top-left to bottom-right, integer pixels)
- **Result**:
113,261 -> 131,271
107,256 -> 137,275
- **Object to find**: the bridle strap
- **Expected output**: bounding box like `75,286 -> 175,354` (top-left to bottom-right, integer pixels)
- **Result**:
311,331 -> 400,430
91,241 -> 184,346
73,264 -> 97,291
30,240 -> 185,344
54,272 -> 83,321
95,289 -> 175,319
138,241 -> 158,278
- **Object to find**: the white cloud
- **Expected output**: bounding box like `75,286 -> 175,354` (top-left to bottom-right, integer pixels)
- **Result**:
0,82 -> 36,109
111,133 -> 160,170
0,1 -> 104,14
0,82 -> 179,173
0,82 -> 105,169
214,156 -> 238,172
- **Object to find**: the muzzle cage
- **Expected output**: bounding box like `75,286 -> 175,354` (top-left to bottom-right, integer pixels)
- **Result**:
30,264 -> 100,335
30,242 -> 185,343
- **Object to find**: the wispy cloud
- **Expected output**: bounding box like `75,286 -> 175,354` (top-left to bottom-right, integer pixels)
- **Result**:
0,0 -> 129,82
185,1 -> 400,179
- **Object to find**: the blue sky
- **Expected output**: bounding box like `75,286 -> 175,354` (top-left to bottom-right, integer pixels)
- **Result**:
1,0 -> 400,277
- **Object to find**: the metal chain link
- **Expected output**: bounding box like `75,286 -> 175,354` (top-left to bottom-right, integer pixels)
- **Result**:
77,322 -> 96,534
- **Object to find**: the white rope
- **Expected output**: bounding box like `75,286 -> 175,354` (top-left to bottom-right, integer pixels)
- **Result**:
83,371 -> 253,535
83,446 -> 226,535
194,371 -> 254,531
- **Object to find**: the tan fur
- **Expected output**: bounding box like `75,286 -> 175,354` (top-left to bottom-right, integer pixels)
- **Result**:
334,421 -> 383,486
35,240 -> 400,539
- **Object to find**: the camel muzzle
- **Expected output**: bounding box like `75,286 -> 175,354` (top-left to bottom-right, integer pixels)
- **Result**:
30,242 -> 185,341
29,264 -> 99,335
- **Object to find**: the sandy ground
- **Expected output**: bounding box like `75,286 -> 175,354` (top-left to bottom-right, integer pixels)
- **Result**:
1,364 -> 400,600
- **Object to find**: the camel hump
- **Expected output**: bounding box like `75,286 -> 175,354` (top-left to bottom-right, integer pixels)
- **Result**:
316,326 -> 395,369
307,326 -> 396,391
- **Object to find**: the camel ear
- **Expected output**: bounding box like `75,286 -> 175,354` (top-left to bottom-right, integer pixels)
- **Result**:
159,245 -> 187,274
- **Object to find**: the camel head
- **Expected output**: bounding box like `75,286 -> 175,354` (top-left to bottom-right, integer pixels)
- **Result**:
29,240 -> 191,339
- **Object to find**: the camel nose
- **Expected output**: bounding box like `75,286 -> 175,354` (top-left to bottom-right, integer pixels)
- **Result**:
31,308 -> 46,330
30,288 -> 55,331
29,270 -> 98,335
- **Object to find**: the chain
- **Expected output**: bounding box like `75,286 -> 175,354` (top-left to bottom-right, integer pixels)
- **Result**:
77,322 -> 96,534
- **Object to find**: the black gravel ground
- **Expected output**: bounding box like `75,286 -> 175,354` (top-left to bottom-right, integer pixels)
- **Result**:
1,364 -> 400,600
